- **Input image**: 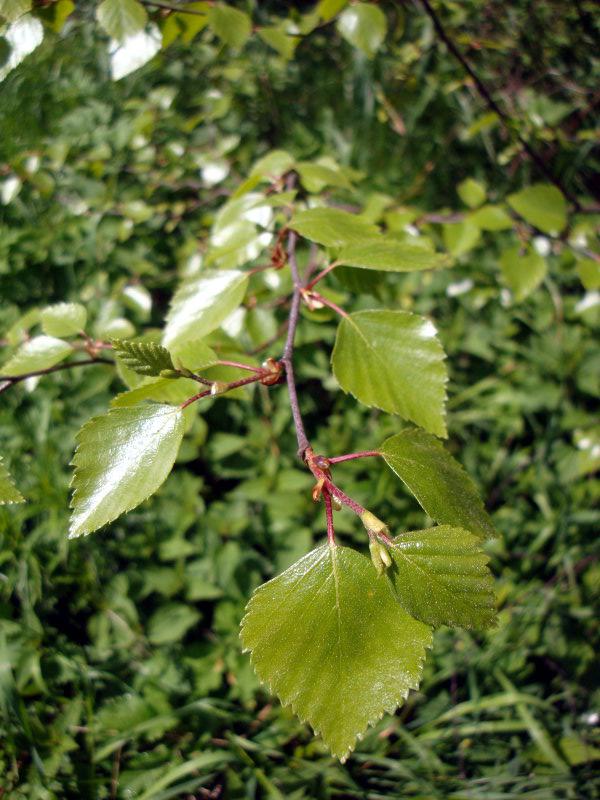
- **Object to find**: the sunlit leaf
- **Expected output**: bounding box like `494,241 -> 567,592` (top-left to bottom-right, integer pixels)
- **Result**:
0,335 -> 73,377
507,183 -> 567,235
0,456 -> 24,505
0,0 -> 31,23
96,0 -> 147,41
469,205 -> 513,231
457,178 -> 486,209
337,3 -> 387,58
163,270 -> 248,360
290,207 -> 379,247
241,543 -> 432,761
380,429 -> 495,539
208,4 -> 251,49
499,245 -> 547,301
69,404 -> 185,537
387,526 -> 496,629
332,311 -> 448,437
40,303 -> 87,338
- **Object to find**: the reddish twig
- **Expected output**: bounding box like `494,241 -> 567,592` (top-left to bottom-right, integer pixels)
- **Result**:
0,358 -> 113,395
328,451 -> 381,465
303,290 -> 349,319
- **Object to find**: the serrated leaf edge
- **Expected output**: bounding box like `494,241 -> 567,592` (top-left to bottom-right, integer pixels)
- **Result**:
68,404 -> 182,538
0,456 -> 25,505
239,544 -> 433,762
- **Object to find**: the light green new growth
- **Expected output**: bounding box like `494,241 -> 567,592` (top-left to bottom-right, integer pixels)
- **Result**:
112,339 -> 176,377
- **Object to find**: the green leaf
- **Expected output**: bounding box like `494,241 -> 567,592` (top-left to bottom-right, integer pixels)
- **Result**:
0,456 -> 24,505
112,339 -> 175,377
443,220 -> 481,257
507,183 -> 567,234
0,0 -> 31,23
332,311 -> 448,437
337,239 -> 450,272
258,26 -> 299,60
96,0 -> 147,41
317,0 -> 349,21
147,603 -> 201,645
40,302 -> 87,338
0,336 -> 73,377
241,543 -> 431,761
457,178 -> 486,209
380,429 -> 495,540
296,162 -> 352,193
290,207 -> 379,247
69,404 -> 185,537
208,4 -> 251,49
577,257 -> 600,291
163,270 -> 248,361
499,245 -> 547,301
469,205 -> 513,231
337,3 -> 387,58
111,377 -> 199,408
387,526 -> 496,629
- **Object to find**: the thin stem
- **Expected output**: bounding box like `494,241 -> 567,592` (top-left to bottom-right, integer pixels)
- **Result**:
328,451 -> 381,465
281,229 -> 310,456
323,479 -> 367,517
180,373 -> 263,410
139,0 -> 208,15
304,291 -> 349,319
324,491 -> 336,545
414,0 -> 580,209
215,360 -> 261,373
304,261 -> 339,291
0,357 -> 113,395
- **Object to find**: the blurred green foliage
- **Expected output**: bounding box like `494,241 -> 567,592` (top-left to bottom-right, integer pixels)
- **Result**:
0,1 -> 599,797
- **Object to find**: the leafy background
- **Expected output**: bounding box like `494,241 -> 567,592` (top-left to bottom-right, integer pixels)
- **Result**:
1,1 -> 599,797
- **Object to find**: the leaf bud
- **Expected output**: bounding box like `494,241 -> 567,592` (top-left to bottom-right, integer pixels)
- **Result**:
159,369 -> 182,379
369,539 -> 392,576
210,381 -> 228,396
360,510 -> 390,539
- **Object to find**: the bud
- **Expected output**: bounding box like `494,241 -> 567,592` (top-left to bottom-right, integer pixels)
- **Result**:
160,369 -> 181,379
369,538 -> 392,576
210,381 -> 228,396
360,510 -> 390,539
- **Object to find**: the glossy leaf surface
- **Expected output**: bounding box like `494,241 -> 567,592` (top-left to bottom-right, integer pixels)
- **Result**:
380,429 -> 495,539
337,3 -> 387,58
40,303 -> 87,337
332,311 -> 448,437
163,270 -> 248,359
241,543 -> 431,761
0,336 -> 73,377
388,526 -> 496,629
69,404 -> 184,537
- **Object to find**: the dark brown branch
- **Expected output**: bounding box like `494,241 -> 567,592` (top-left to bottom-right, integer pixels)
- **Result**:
414,0 -> 581,210
0,358 -> 113,395
281,230 -> 310,457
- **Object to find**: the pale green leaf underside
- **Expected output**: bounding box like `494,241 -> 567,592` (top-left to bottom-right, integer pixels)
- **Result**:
0,0 -> 32,23
96,0 -> 147,41
69,404 -> 184,537
388,526 -> 496,629
241,543 -> 432,761
290,208 -> 379,247
337,239 -> 450,272
380,429 -> 495,539
0,456 -> 24,505
507,183 -> 567,235
0,336 -> 73,377
40,303 -> 87,338
500,246 -> 547,302
332,310 -> 448,437
337,3 -> 387,58
163,270 -> 248,360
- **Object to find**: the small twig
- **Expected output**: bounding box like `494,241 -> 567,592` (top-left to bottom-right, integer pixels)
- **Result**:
304,290 -> 349,319
281,229 -> 310,457
0,358 -> 113,395
414,0 -> 581,209
139,0 -> 208,15
323,478 -> 367,517
215,360 -> 261,373
328,451 -> 381,465
304,261 -> 340,291
180,372 -> 265,410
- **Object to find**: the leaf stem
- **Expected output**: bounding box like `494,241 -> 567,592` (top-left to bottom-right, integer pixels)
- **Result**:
281,229 -> 310,457
323,479 -> 367,517
180,373 -> 263,410
215,360 -> 262,373
328,451 -> 381,465
304,261 -> 339,291
303,290 -> 349,319
324,491 -> 336,545
139,0 -> 208,15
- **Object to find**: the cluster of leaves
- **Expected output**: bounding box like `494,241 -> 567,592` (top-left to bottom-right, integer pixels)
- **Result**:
1,0 -> 599,796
